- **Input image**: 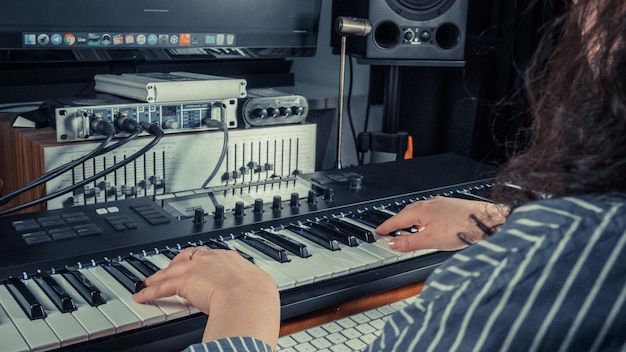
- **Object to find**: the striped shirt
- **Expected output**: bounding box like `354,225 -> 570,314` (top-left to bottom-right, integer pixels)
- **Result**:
368,194 -> 626,351
184,195 -> 626,352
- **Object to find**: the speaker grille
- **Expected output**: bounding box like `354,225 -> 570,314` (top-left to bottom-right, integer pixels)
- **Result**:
385,0 -> 456,20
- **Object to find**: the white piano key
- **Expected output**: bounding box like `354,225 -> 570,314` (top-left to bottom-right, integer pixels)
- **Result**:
232,240 -> 321,285
340,218 -> 418,261
287,225 -> 385,270
85,266 -> 166,326
52,273 -> 116,340
273,228 -> 355,277
118,261 -> 191,320
25,278 -> 89,346
244,232 -> 337,281
0,303 -> 30,352
143,254 -> 201,315
77,268 -> 143,332
0,285 -> 60,351
226,241 -> 297,290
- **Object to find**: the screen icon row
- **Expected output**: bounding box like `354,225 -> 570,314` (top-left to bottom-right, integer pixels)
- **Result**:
23,33 -> 236,48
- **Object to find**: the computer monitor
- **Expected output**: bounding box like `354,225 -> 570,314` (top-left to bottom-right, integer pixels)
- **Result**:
0,0 -> 322,62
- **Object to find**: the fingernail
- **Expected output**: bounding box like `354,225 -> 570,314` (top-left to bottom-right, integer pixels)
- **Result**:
388,240 -> 398,249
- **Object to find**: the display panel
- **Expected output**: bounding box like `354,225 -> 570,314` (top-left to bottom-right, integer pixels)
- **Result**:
0,0 -> 322,62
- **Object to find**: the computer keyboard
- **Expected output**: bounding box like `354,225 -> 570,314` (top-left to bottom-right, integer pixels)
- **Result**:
277,296 -> 417,351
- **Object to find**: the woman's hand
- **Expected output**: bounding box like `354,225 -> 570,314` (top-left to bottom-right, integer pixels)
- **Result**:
133,247 -> 280,348
376,196 -> 507,252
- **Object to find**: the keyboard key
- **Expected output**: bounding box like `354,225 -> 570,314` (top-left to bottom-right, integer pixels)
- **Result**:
4,277 -> 46,320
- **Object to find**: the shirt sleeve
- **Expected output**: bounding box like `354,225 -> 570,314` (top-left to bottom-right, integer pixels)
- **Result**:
183,336 -> 275,352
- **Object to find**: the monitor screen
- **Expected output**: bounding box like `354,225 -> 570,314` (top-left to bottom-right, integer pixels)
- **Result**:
0,0 -> 322,62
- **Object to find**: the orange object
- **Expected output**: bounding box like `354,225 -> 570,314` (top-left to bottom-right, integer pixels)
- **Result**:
404,135 -> 413,159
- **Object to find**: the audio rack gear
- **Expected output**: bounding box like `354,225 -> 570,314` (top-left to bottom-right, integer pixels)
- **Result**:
94,72 -> 248,103
48,94 -> 239,143
37,123 -> 317,210
238,88 -> 308,128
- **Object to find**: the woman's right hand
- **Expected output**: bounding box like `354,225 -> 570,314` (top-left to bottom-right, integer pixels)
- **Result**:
376,196 -> 507,252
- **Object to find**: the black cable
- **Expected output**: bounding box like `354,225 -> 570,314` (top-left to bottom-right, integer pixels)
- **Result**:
0,119 -> 116,206
0,122 -> 163,216
346,55 -> 360,167
201,103 -> 229,188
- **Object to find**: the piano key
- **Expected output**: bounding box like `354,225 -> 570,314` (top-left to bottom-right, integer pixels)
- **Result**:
240,234 -> 291,263
271,229 -> 353,277
51,272 -> 116,339
125,256 -> 160,278
4,277 -> 46,320
307,222 -> 359,246
59,268 -> 106,307
117,260 -> 191,320
226,241 -> 297,290
84,266 -> 166,326
340,217 -> 437,260
278,228 -> 376,273
33,272 -> 77,313
26,278 -> 89,346
102,262 -> 145,294
236,237 -> 335,283
349,212 -> 383,230
0,303 -> 30,352
0,284 -> 60,351
77,268 -> 144,331
142,254 -> 202,315
286,224 -> 341,251
256,229 -> 312,258
326,218 -> 377,243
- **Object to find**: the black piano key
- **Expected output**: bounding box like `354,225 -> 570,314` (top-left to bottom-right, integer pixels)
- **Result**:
5,277 -> 47,320
256,230 -> 311,258
286,225 -> 341,251
240,235 -> 291,263
102,262 -> 145,294
162,249 -> 179,260
204,239 -> 231,250
33,273 -> 77,313
326,218 -> 377,243
308,222 -> 359,247
59,268 -> 106,307
368,209 -> 395,222
126,256 -> 160,278
351,212 -> 384,229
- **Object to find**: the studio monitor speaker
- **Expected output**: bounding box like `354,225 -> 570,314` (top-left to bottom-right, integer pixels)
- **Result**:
331,0 -> 468,63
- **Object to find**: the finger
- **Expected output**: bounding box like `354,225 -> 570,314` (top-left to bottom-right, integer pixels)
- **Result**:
133,275 -> 182,303
376,210 -> 424,236
387,229 -> 467,252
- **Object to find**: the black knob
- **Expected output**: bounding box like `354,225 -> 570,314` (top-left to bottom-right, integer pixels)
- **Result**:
290,193 -> 300,207
272,196 -> 282,210
253,198 -> 264,214
307,190 -> 317,204
323,188 -> 334,201
292,106 -> 305,116
267,108 -> 279,118
193,208 -> 206,224
279,107 -> 292,117
234,201 -> 245,217
419,30 -> 431,42
214,205 -> 225,220
252,108 -> 268,119
347,175 -> 363,190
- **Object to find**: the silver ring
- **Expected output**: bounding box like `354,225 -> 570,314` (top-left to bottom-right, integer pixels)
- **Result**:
189,247 -> 201,260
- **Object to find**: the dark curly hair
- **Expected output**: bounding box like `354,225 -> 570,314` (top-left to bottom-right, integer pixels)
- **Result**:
491,0 -> 626,205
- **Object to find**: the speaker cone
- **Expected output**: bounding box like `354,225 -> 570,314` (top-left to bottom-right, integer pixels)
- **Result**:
384,0 -> 456,20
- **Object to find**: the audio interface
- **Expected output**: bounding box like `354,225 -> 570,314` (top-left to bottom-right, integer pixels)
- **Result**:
48,93 -> 239,142
239,88 -> 308,128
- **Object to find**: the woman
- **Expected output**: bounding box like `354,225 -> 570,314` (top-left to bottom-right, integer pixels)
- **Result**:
133,0 -> 626,350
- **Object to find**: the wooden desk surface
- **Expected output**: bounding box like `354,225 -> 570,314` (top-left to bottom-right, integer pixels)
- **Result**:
279,281 -> 424,336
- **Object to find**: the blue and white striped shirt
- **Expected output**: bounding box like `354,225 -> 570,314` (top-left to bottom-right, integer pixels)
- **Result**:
185,195 -> 626,351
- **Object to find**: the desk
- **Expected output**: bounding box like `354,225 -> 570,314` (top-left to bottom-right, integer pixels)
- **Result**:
279,281 -> 424,336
